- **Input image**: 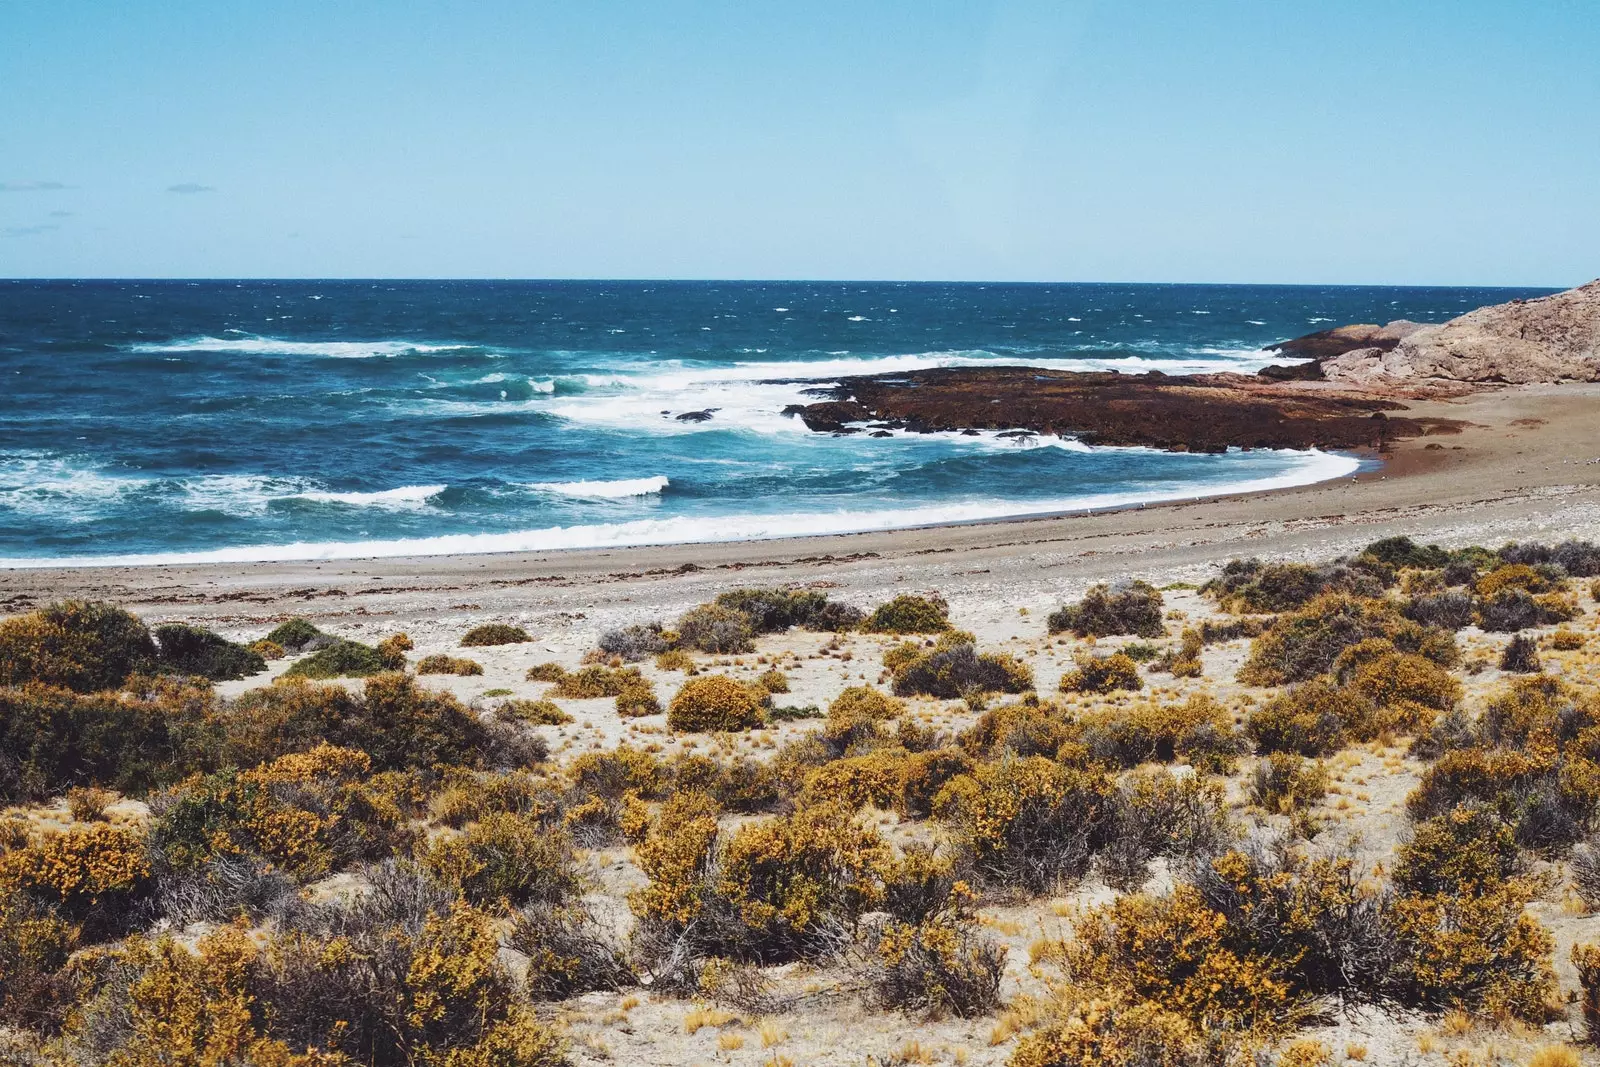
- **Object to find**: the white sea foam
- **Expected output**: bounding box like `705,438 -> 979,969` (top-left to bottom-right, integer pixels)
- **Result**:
1,450 -> 1360,568
128,335 -> 486,359
288,485 -> 446,508
529,476 -> 669,499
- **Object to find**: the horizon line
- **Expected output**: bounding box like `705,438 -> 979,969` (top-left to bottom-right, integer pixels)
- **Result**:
0,276 -> 1576,290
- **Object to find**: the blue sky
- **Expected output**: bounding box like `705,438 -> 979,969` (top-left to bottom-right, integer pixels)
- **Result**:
1,0 -> 1596,284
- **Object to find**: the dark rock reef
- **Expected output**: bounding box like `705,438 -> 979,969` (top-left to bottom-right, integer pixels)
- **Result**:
782,367 -> 1460,453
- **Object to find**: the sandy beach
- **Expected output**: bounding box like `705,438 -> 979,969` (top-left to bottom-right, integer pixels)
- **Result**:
6,382 -> 1598,646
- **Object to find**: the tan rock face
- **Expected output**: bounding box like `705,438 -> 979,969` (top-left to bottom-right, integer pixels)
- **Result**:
1323,279 -> 1600,385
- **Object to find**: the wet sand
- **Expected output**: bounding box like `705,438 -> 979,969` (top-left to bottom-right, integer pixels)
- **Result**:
4,383 -> 1599,644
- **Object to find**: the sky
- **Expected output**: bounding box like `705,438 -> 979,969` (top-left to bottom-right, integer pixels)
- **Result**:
1,0 -> 1596,285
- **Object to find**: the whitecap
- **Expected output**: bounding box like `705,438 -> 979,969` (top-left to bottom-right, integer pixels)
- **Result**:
287,485 -> 446,509
528,475 -> 669,499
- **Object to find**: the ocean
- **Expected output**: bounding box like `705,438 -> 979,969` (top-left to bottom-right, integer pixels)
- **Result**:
0,280 -> 1552,568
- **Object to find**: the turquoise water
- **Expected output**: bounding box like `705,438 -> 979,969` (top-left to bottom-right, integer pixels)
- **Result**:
0,280 -> 1550,566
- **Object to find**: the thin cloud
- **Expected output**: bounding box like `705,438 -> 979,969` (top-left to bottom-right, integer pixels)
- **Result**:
2,223 -> 61,237
167,182 -> 216,194
49,210 -> 73,218
0,180 -> 69,192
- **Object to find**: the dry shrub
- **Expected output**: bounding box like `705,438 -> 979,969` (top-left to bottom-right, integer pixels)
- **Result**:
615,675 -> 661,718
150,745 -> 413,883
420,812 -> 581,906
756,668 -> 790,694
1476,563 -> 1555,598
75,899 -> 566,1067
676,603 -> 756,653
655,649 -> 696,673
1010,993 -> 1214,1067
1573,839 -> 1600,910
1573,943 -> 1600,1043
1154,628 -> 1204,677
1059,652 -> 1143,695
864,594 -> 951,634
890,633 -> 1034,698
1099,770 -> 1231,891
508,902 -> 635,999
0,600 -> 157,692
1247,680 -> 1373,756
868,880 -> 1006,1018
1404,590 -> 1475,630
525,661 -> 567,682
830,684 -> 903,722
1048,581 -> 1165,638
551,664 -> 645,698
498,698 -> 572,725
897,747 -> 976,817
714,586 -> 863,633
248,638 -> 286,660
0,896 -> 81,1034
668,675 -> 766,732
1550,630 -> 1586,651
67,785 -> 114,822
598,622 -> 670,661
1364,536 -> 1451,571
374,633 -> 411,669
415,653 -> 484,676
959,701 -> 1075,760
568,745 -> 667,800
1239,594 -> 1456,687
1501,634 -> 1541,673
1250,754 -> 1327,816
1203,558 -> 1386,614
1337,641 -> 1461,713
1395,804 -> 1521,897
1386,878 -> 1555,1020
461,622 -> 531,646
0,822 -> 150,935
801,750 -> 907,810
1078,693 -> 1242,772
152,622 -> 267,681
942,756 -> 1115,893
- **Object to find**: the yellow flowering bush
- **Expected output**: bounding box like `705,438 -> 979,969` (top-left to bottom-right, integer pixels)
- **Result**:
667,674 -> 766,732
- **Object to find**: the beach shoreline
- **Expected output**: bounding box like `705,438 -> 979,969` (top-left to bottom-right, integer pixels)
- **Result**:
4,382 -> 1598,642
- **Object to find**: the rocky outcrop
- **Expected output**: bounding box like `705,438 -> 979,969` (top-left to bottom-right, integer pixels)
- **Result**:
782,367 -> 1462,453
1321,279 -> 1600,385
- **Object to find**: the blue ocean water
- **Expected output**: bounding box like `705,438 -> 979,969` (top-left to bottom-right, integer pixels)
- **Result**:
0,280 -> 1553,566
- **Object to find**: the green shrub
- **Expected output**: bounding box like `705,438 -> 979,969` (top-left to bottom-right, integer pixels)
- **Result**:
1047,581 -> 1164,638
1363,536 -> 1451,570
0,682 -> 190,802
525,661 -> 568,682
1203,558 -> 1386,614
461,623 -> 531,646
1059,651 -> 1142,694
0,600 -> 157,692
282,639 -> 388,679
152,622 -> 268,680
667,675 -> 766,732
1395,804 -> 1522,897
0,896 -> 80,1033
264,617 -> 328,651
615,676 -> 661,718
864,594 -> 950,634
829,685 -> 904,721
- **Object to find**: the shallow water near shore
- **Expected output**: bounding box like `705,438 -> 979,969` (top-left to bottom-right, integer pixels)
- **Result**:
0,280 -> 1551,566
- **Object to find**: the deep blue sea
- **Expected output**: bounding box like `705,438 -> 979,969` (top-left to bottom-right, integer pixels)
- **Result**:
0,280 -> 1554,567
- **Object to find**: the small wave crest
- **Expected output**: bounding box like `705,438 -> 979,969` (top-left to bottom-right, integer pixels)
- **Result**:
529,475 -> 669,499
128,335 -> 491,359
287,485 -> 446,509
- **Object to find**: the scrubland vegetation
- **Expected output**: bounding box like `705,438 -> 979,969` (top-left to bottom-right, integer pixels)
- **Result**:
7,538 -> 1600,1064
